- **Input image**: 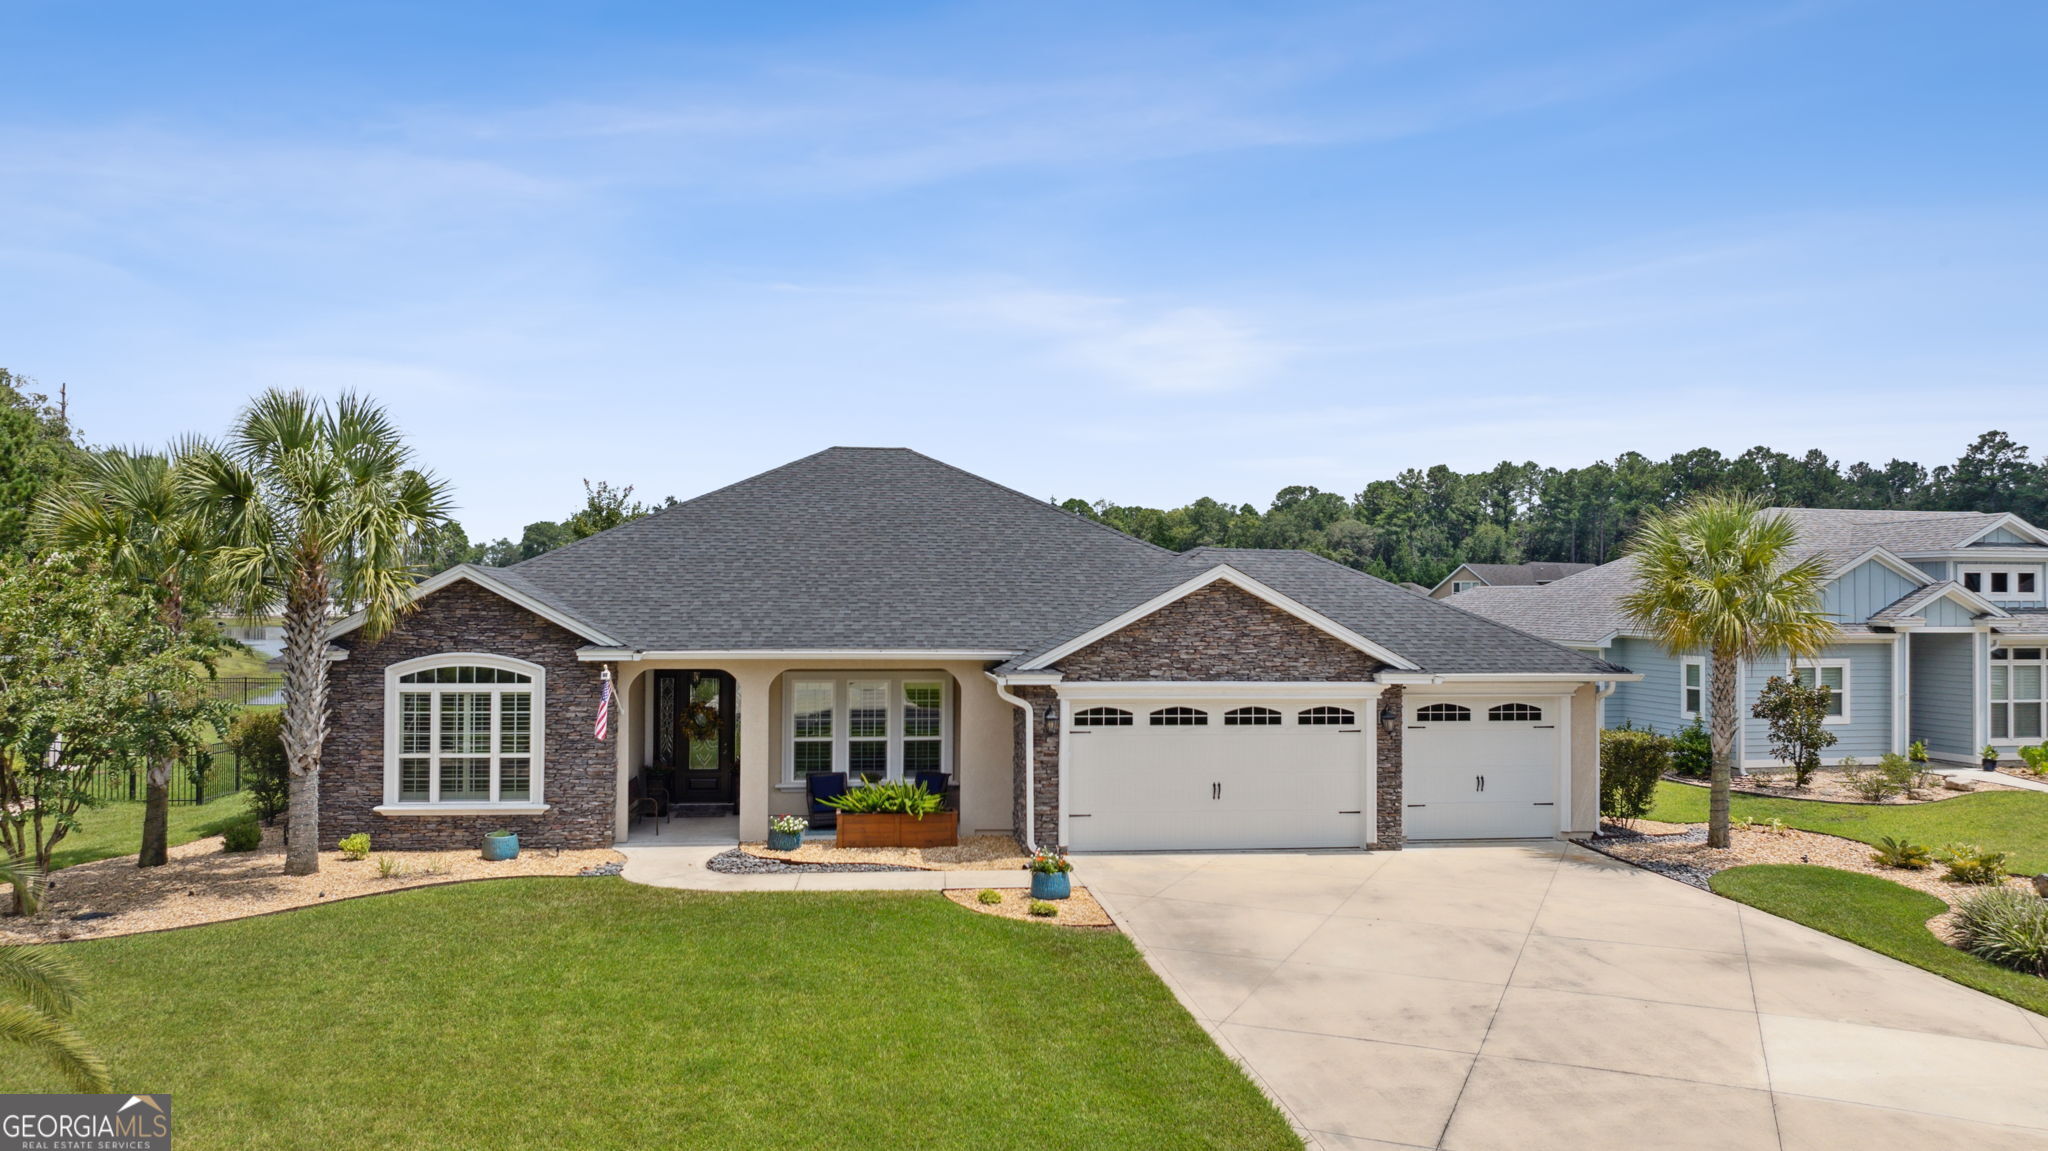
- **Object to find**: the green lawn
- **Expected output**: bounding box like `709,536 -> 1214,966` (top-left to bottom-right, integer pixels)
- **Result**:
45,795 -> 255,871
1650,781 -> 2048,874
1711,865 -> 2048,1017
16,880 -> 1297,1151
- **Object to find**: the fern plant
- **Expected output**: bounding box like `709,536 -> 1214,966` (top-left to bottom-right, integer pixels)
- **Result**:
1869,837 -> 1931,870
819,780 -> 942,818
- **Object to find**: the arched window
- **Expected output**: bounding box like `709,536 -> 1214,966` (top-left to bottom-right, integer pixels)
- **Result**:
383,654 -> 546,809
1074,707 -> 1134,727
1149,706 -> 1209,727
1415,703 -> 1472,723
1297,706 -> 1357,726
1223,706 -> 1282,726
1488,703 -> 1543,723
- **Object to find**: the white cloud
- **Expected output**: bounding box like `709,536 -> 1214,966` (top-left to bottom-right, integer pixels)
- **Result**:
938,288 -> 1290,393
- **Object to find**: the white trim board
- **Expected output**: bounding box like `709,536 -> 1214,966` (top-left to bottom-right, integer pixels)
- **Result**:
1015,565 -> 1422,672
581,648 -> 1020,663
1051,680 -> 1390,700
1956,514 -> 2048,548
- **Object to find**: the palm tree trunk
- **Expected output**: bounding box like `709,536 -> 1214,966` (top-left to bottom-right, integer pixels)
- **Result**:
138,760 -> 173,867
1708,649 -> 1741,848
280,562 -> 331,876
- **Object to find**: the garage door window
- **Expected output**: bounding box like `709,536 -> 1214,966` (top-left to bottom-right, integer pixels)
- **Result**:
1487,703 -> 1543,722
1223,706 -> 1282,726
1149,707 -> 1208,726
1415,703 -> 1472,722
1074,707 -> 1133,726
1297,706 -> 1356,726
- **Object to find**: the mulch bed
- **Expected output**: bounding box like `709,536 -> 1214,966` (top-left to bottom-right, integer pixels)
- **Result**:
1668,768 -> 2014,806
943,886 -> 1114,928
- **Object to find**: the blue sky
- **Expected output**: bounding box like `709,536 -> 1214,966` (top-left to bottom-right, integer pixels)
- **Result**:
4,1 -> 2044,540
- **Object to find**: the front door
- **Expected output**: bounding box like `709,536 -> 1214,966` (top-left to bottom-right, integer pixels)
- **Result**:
651,670 -> 737,806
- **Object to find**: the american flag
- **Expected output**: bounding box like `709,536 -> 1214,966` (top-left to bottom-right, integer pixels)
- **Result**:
595,668 -> 613,741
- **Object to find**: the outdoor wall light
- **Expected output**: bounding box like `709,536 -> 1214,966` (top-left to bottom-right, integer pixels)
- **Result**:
1044,702 -> 1061,732
1380,701 -> 1400,733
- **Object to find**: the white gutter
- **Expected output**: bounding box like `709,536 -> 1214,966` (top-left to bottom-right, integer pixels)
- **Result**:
989,674 -> 1038,852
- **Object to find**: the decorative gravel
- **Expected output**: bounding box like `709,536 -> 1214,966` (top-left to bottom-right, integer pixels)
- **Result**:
741,834 -> 1028,871
578,861 -> 625,877
706,849 -> 916,874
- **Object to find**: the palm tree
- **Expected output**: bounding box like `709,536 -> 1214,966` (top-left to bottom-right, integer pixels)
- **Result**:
0,856 -> 109,1092
37,448 -> 222,867
1619,496 -> 1836,847
186,391 -> 450,875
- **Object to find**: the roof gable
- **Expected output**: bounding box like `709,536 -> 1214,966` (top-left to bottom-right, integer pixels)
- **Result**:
1016,565 -> 1421,672
326,564 -> 624,648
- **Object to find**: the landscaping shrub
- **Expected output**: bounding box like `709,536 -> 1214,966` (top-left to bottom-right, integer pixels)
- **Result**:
1027,901 -> 1058,917
1670,718 -> 1712,778
1751,675 -> 1837,788
1939,843 -> 2010,886
1599,726 -> 1670,825
2020,744 -> 2048,779
225,710 -> 290,824
337,833 -> 371,861
819,780 -> 942,817
1869,836 -> 1931,870
1839,757 -> 1898,803
220,819 -> 261,853
976,889 -> 1002,905
1952,887 -> 2048,977
1878,753 -> 1923,797
1908,739 -> 1929,765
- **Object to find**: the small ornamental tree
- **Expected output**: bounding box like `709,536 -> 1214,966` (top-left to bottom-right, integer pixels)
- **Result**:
224,709 -> 290,824
0,557 -> 229,911
1750,674 -> 1837,789
1600,726 -> 1672,825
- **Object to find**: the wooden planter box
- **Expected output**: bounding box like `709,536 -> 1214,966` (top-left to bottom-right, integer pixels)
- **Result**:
835,811 -> 959,849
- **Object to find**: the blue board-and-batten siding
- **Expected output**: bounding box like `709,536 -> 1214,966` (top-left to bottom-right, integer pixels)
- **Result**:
1822,559 -> 1922,623
1910,632 -> 1977,759
1920,596 -> 1979,628
1981,527 -> 2033,544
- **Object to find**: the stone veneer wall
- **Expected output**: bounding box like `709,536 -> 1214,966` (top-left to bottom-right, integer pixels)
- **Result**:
1054,583 -> 1384,681
324,580 -> 617,850
1009,685 -> 1060,849
1373,685 -> 1404,849
1030,582 -> 1403,850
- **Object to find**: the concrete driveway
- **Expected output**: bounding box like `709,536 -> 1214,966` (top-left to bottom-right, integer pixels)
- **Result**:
1085,841 -> 2048,1151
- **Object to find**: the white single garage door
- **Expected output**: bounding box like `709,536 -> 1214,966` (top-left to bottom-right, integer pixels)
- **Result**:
1403,695 -> 1562,840
1065,700 -> 1370,851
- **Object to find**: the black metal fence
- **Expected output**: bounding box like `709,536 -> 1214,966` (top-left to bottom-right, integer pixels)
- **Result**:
75,746 -> 251,807
209,677 -> 285,707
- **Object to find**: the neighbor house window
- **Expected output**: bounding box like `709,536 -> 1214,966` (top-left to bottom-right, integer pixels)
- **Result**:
1680,657 -> 1705,720
1961,567 -> 2043,600
1991,647 -> 2045,741
383,656 -> 545,807
1451,580 -> 1481,594
783,675 -> 951,784
1789,660 -> 1850,724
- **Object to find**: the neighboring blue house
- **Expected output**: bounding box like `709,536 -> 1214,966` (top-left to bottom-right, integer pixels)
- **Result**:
1450,509 -> 2048,767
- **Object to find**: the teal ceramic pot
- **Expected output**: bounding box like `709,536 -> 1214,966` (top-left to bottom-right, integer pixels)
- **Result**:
482,833 -> 519,861
1030,871 -> 1071,900
767,829 -> 803,851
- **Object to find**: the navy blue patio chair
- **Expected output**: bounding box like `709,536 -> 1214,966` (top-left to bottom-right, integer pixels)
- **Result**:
914,772 -> 951,807
806,772 -> 849,829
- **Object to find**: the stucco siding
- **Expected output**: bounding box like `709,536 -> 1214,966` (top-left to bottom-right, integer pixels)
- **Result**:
1910,632 -> 1978,759
1823,559 -> 1922,624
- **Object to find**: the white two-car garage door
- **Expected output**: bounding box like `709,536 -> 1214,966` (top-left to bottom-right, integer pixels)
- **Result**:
1402,695 -> 1563,840
1065,700 -> 1370,851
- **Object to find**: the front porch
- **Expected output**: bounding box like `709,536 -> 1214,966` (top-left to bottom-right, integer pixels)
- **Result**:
607,658 -> 1020,844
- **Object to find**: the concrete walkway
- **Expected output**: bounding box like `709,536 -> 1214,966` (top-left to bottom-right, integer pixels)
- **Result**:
1087,841 -> 2048,1151
1929,765 -> 2048,793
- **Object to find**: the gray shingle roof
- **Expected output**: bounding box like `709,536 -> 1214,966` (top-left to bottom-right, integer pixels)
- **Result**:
1454,562 -> 1596,587
1764,508 -> 2037,562
495,447 -> 1618,677
1868,580 -> 1975,625
1993,610 -> 2048,636
1446,562 -> 1640,646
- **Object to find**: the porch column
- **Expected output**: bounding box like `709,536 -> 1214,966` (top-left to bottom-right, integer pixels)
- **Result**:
735,667 -> 778,841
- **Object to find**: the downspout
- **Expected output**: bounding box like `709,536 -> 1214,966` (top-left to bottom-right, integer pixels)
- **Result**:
991,675 -> 1037,852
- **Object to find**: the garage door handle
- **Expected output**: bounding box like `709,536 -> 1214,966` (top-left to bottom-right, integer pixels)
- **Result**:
1532,802 -> 1554,807
1338,810 -> 1361,814
1070,813 -> 1092,817
1406,803 -> 1426,808
1533,725 -> 1555,729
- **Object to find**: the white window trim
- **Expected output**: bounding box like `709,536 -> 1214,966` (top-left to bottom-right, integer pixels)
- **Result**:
780,673 -> 952,786
1450,580 -> 1481,594
1679,657 -> 1705,720
379,653 -> 548,813
1959,565 -> 2044,601
1989,644 -> 2046,744
1788,658 -> 1852,726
